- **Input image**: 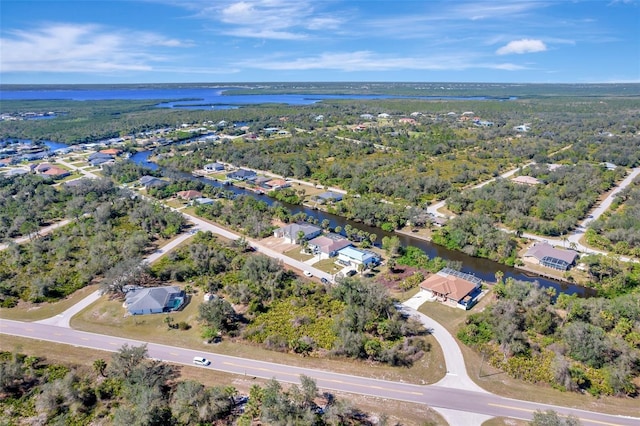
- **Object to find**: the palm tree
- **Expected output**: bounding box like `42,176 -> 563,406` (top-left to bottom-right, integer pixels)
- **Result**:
93,359 -> 107,377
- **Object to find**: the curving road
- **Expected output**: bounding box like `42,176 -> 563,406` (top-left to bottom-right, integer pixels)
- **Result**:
1,319 -> 637,425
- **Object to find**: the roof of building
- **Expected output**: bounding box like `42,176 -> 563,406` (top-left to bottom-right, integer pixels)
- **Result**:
99,148 -> 121,155
227,168 -> 257,178
308,234 -> 352,253
265,179 -> 289,188
139,175 -> 168,187
337,246 -> 379,263
525,242 -> 578,264
316,191 -> 343,201
419,268 -> 481,302
278,223 -> 322,238
125,286 -> 183,313
176,190 -> 203,199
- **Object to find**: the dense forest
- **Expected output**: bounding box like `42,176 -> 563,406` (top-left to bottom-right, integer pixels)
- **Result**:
0,346 -> 379,425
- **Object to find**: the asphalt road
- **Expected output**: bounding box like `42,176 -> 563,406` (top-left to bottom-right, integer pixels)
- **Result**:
1,319 -> 638,425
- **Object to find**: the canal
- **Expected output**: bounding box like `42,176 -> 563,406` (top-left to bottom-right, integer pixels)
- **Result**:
129,149 -> 592,296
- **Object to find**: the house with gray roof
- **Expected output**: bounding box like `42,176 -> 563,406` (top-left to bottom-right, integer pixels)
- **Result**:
124,286 -> 185,315
274,223 -> 323,244
226,168 -> 257,181
314,191 -> 343,203
139,175 -> 168,188
523,242 -> 578,270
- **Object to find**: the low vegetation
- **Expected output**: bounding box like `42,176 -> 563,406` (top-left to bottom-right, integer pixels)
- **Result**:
0,345 -> 377,425
457,279 -> 640,397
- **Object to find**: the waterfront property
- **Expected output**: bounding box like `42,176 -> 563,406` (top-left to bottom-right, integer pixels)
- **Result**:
123,286 -> 185,315
523,242 -> 578,271
274,223 -> 323,244
314,191 -> 344,203
336,246 -> 381,268
226,168 -> 257,181
139,175 -> 169,188
419,268 -> 482,310
176,189 -> 203,200
307,233 -> 352,258
203,162 -> 225,172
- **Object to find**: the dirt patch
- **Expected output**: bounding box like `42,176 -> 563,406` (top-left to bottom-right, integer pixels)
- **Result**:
375,266 -> 429,291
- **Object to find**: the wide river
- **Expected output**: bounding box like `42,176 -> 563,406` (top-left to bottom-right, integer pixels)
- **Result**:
1,86 -> 510,110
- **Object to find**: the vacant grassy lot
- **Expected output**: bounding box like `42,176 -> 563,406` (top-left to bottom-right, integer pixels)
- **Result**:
0,284 -> 100,321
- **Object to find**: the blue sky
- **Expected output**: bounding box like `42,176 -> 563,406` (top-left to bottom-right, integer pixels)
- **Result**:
1,0 -> 639,84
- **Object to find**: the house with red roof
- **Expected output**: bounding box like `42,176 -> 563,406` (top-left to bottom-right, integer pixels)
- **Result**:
419,268 -> 483,310
176,190 -> 203,200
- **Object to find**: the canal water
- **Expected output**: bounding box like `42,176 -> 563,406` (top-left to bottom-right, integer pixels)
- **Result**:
126,148 -> 591,296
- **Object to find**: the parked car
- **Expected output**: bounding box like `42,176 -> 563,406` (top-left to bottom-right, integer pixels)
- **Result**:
320,277 -> 329,284
303,270 -> 313,277
346,270 -> 357,277
193,356 -> 211,366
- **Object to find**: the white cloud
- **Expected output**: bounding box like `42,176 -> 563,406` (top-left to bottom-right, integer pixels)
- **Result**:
193,0 -> 346,40
235,50 -> 528,72
0,23 -> 186,73
496,39 -> 547,55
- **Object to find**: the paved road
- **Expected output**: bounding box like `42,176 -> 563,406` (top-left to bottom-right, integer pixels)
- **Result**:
1,319 -> 637,425
427,162 -> 535,218
0,219 -> 72,251
184,214 -> 336,283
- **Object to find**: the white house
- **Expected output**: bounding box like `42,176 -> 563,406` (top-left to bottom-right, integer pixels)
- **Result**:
337,246 -> 380,268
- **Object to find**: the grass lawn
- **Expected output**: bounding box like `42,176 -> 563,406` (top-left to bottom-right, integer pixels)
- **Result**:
70,287 -> 446,387
0,284 -> 100,322
418,297 -> 640,417
165,198 -> 188,209
283,246 -> 314,261
313,258 -> 343,274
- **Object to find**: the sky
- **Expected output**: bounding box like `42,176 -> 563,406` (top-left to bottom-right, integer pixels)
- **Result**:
1,0 -> 639,84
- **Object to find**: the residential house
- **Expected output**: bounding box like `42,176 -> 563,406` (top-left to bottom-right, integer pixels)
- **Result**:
139,175 -> 168,188
307,233 -> 352,258
360,114 -> 374,120
336,246 -> 380,268
274,223 -> 323,244
419,268 -> 482,310
124,286 -> 185,315
377,113 -> 391,119
511,175 -> 542,186
314,191 -> 344,203
226,168 -> 257,181
398,118 -> 417,125
524,242 -> 578,271
38,164 -> 70,179
3,168 -> 29,177
265,179 -> 290,190
99,148 -> 122,156
176,190 -> 203,200
203,162 -> 225,172
193,197 -> 216,205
